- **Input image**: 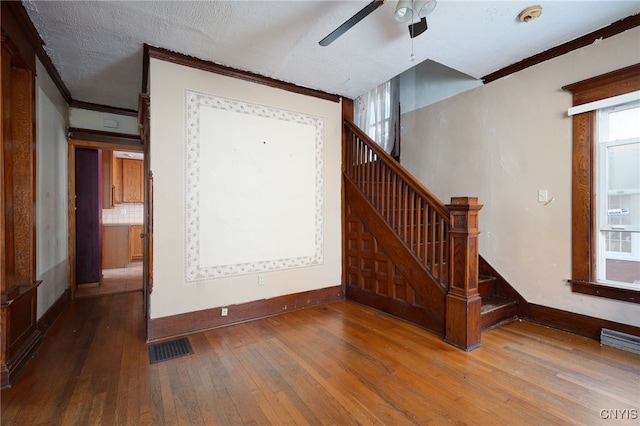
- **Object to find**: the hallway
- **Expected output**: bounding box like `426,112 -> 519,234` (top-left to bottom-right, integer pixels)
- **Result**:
75,261 -> 143,299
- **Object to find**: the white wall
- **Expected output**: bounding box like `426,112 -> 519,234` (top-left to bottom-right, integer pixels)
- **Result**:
69,107 -> 138,135
35,57 -> 70,319
399,59 -> 482,113
401,28 -> 640,327
149,58 -> 342,319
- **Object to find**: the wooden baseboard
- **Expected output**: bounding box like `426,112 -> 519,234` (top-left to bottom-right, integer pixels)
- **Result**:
37,288 -> 71,335
526,304 -> 640,340
1,329 -> 42,389
147,286 -> 344,342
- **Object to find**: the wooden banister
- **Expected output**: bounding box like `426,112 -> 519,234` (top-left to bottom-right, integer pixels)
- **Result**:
344,119 -> 451,289
343,118 -> 483,350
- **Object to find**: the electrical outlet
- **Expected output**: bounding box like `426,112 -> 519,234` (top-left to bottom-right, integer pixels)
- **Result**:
538,189 -> 548,203
258,274 -> 265,286
221,307 -> 228,316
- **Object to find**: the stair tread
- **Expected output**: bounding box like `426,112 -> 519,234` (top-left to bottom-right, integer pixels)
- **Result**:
480,296 -> 518,314
478,275 -> 497,284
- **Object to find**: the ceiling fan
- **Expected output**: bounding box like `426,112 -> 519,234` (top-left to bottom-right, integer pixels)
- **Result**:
319,0 -> 437,47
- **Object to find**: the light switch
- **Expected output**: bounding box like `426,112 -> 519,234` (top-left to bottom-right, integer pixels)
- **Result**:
538,189 -> 548,203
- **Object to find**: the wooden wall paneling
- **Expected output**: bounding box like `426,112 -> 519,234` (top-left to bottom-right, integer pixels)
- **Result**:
1,40 -> 14,292
0,19 -> 42,387
9,66 -> 35,285
341,97 -> 353,296
344,178 -> 446,336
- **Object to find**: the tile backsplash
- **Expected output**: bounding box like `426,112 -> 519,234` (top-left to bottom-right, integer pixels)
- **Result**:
103,203 -> 143,224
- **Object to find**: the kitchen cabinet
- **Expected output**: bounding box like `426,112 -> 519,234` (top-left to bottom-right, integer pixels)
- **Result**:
129,224 -> 144,261
102,225 -> 129,269
122,159 -> 144,203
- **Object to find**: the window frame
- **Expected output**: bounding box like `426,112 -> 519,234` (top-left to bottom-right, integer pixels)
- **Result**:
562,64 -> 640,304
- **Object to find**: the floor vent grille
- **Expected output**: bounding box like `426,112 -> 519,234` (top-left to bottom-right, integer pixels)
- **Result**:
601,328 -> 640,355
148,338 -> 194,364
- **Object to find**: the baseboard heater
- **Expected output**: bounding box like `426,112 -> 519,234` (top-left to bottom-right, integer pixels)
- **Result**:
600,328 -> 640,355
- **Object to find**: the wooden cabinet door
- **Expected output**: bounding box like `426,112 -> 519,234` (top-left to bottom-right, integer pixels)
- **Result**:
112,156 -> 123,204
129,224 -> 144,261
103,225 -> 130,269
122,159 -> 143,203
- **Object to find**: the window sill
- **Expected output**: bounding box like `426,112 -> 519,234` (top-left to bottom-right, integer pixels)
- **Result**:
570,280 -> 639,304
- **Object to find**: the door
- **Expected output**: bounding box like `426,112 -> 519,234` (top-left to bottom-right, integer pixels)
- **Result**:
75,147 -> 102,284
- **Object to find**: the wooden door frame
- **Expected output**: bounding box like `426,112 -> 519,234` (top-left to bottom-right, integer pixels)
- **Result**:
67,138 -> 144,301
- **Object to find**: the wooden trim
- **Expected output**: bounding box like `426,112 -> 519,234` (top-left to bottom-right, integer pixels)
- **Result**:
562,63 -> 640,105
340,98 -> 353,296
68,128 -> 142,146
36,288 -> 71,334
147,286 -> 344,342
144,44 -> 342,103
569,280 -> 639,304
67,139 -> 144,301
142,44 -> 150,95
563,65 -> 640,302
3,1 -> 72,104
527,303 -> 640,341
69,100 -> 137,117
483,14 -> 640,84
1,2 -> 40,73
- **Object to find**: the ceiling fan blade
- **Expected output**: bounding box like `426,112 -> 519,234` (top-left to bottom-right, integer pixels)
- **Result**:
408,17 -> 428,38
319,0 -> 385,47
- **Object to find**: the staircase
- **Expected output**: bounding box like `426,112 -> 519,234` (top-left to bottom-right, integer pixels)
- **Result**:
479,257 -> 527,330
342,118 -> 525,349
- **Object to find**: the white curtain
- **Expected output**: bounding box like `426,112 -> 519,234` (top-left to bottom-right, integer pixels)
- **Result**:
354,78 -> 400,155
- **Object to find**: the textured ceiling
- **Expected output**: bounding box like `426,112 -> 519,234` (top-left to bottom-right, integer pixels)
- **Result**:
23,0 -> 640,111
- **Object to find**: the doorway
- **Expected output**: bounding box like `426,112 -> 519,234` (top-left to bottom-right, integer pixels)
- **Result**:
69,141 -> 146,301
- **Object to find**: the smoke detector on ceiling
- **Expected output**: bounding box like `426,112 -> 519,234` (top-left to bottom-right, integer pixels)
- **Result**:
518,5 -> 543,22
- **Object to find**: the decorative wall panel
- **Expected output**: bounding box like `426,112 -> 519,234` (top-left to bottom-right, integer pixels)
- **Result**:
184,90 -> 324,281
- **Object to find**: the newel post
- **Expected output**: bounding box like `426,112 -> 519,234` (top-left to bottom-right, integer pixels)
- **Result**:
445,197 -> 483,351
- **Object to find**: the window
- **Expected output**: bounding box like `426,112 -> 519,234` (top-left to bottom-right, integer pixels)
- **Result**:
354,79 -> 400,156
563,64 -> 640,304
597,102 -> 640,287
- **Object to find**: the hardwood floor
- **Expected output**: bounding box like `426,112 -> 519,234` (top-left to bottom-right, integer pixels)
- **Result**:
2,292 -> 639,425
75,261 -> 143,299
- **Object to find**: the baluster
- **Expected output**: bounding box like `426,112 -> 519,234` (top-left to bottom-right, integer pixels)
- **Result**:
408,189 -> 415,249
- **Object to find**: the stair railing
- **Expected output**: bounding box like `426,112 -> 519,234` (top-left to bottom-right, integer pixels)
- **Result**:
343,119 -> 483,350
344,119 -> 451,288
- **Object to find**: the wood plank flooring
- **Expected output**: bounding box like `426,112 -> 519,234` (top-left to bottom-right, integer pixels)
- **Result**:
75,261 -> 143,299
2,292 -> 639,425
